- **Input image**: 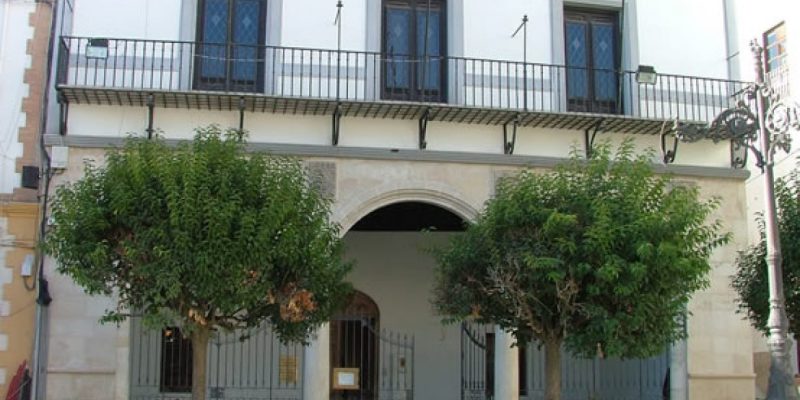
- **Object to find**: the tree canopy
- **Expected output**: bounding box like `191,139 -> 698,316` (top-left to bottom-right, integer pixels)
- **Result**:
44,127 -> 351,398
733,165 -> 800,339
432,141 -> 729,400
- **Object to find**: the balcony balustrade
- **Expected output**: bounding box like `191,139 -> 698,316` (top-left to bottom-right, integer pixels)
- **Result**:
57,36 -> 752,135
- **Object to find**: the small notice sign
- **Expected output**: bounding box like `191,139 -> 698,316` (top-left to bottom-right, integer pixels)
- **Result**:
332,368 -> 359,390
279,356 -> 298,384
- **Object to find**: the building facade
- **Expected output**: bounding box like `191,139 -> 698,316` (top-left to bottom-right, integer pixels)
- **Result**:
0,0 -> 54,397
39,0 -> 762,399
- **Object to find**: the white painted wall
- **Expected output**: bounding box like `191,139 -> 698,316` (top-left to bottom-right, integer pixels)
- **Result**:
282,0 -> 366,50
72,0 -> 181,40
0,0 -> 37,194
463,0 -> 549,63
636,0 -> 729,79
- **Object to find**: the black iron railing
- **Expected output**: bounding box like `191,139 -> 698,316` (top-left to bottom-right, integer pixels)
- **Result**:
58,36 -> 751,123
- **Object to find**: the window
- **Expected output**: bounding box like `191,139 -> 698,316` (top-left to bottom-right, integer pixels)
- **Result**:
195,0 -> 267,92
564,8 -> 619,114
764,22 -> 787,73
382,0 -> 447,102
160,327 -> 193,393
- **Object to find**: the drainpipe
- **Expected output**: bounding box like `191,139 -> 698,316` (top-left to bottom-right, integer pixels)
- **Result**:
31,0 -> 61,398
722,0 -> 740,81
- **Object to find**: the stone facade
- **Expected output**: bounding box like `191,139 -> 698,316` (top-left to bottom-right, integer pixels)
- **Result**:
0,204 -> 38,398
41,145 -> 755,400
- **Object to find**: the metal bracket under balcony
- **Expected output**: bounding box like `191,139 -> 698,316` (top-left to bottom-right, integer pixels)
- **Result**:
58,85 -> 686,136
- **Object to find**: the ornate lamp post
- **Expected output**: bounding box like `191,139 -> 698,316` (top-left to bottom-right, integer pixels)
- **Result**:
664,40 -> 800,400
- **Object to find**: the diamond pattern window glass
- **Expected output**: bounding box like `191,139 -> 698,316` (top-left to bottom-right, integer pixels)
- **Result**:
564,9 -> 619,114
196,0 -> 266,92
566,21 -> 588,99
592,23 -> 616,101
386,8 -> 411,89
382,0 -> 447,102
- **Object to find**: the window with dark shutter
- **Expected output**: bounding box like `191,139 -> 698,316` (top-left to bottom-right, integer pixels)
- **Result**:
382,0 -> 447,102
195,0 -> 266,92
564,8 -> 620,114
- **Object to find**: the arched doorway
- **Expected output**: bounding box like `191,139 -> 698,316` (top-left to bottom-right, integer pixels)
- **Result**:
330,291 -> 380,400
334,201 -> 468,400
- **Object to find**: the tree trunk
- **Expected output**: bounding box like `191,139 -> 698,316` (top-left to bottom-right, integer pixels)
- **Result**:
191,326 -> 211,400
544,336 -> 563,400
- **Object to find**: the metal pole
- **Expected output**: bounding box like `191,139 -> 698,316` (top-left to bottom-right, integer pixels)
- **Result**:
511,15 -> 529,111
752,40 -> 798,400
335,0 -> 342,101
523,15 -> 528,111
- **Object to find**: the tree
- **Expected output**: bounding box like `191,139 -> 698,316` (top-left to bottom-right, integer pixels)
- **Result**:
733,165 -> 800,340
432,141 -> 729,400
43,127 -> 351,399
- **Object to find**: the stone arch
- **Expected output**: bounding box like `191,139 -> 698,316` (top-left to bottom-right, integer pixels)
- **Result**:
335,186 -> 480,234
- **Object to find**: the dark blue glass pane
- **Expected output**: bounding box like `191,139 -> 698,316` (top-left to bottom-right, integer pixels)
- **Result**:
234,0 -> 260,44
201,0 -> 228,79
232,0 -> 261,81
385,8 -> 411,89
566,21 -> 588,98
592,23 -> 616,100
203,0 -> 228,43
416,10 -> 441,90
201,44 -> 226,79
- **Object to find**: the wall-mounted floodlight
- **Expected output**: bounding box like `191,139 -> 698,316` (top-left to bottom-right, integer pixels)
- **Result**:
636,65 -> 658,85
86,38 -> 109,59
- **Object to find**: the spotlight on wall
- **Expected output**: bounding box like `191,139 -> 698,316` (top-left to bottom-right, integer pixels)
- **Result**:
86,38 -> 109,59
636,65 -> 658,85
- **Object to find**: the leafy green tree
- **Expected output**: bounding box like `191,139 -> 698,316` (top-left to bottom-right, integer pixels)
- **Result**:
733,166 -> 800,340
44,127 -> 350,399
432,141 -> 729,400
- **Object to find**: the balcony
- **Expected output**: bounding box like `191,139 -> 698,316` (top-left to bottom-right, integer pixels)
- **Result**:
56,36 -> 751,138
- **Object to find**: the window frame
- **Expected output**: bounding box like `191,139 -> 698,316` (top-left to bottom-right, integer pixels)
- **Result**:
563,7 -> 621,114
194,0 -> 268,92
380,0 -> 448,102
763,21 -> 787,73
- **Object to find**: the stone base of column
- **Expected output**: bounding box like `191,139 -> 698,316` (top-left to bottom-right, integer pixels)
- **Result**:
494,326 -> 519,400
303,323 -> 330,400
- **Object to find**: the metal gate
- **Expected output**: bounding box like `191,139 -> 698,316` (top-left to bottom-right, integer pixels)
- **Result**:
461,322 -> 494,400
130,317 -> 303,400
460,322 -> 669,400
330,316 -> 415,400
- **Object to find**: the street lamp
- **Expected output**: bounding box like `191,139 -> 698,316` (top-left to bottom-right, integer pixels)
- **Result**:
665,40 -> 800,400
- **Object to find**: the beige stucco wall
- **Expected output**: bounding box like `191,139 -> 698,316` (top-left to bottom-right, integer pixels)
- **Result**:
0,203 -> 38,398
42,144 -> 754,399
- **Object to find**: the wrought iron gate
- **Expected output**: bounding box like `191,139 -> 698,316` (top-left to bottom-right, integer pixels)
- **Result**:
130,317 -> 303,400
330,316 -> 415,400
460,322 -> 669,400
461,322 -> 494,400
